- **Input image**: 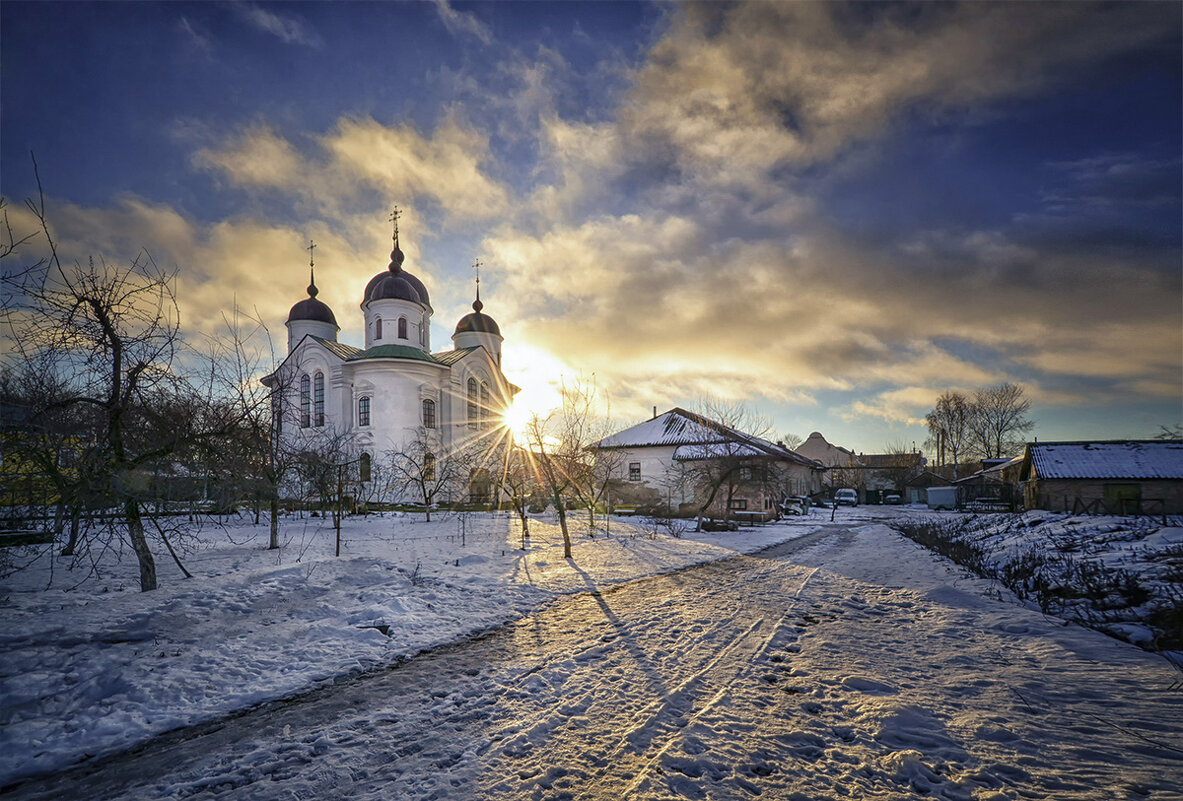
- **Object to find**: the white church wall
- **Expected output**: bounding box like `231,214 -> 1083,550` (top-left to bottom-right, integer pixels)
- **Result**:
364,297 -> 428,350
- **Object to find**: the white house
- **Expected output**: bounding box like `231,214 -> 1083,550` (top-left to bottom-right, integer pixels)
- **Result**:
594,408 -> 822,518
264,226 -> 517,502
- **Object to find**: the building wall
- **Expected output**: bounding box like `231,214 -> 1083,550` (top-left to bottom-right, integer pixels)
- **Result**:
796,432 -> 859,467
609,445 -> 688,505
1024,478 -> 1183,514
607,447 -> 820,514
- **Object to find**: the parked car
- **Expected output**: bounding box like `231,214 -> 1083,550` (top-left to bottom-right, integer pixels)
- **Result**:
883,493 -> 902,505
780,495 -> 810,516
835,488 -> 858,506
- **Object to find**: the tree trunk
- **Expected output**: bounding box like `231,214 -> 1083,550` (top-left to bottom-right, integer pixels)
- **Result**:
268,494 -> 280,549
53,502 -> 66,537
125,500 -> 158,591
555,493 -> 571,558
62,507 -> 81,556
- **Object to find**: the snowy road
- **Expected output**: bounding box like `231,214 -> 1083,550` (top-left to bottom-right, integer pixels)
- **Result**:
8,524 -> 1183,800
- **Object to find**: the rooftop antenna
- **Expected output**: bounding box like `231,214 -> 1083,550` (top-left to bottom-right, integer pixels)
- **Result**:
306,239 -> 318,297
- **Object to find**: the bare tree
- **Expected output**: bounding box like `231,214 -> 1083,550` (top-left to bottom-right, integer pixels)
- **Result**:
780,432 -> 804,451
925,391 -> 972,479
387,427 -> 473,521
678,401 -> 774,530
493,441 -> 537,548
522,378 -> 605,559
0,177 -> 242,590
968,382 -> 1034,459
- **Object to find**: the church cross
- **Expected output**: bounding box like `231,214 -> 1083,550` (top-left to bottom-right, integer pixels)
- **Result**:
389,207 -> 402,241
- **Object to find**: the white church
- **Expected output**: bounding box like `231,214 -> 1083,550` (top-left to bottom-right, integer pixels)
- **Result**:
264,219 -> 517,502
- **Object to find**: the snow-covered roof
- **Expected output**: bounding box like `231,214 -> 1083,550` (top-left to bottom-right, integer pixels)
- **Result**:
955,455 -> 1024,484
673,442 -> 768,461
596,408 -> 820,467
1026,440 -> 1183,480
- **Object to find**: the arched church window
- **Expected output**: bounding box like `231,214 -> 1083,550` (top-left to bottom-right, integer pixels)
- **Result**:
467,378 -> 478,428
299,374 -> 310,428
358,396 -> 371,427
422,398 -> 436,429
359,452 -> 371,483
424,452 -> 436,482
480,383 -> 491,429
375,317 -> 382,340
313,372 -> 325,427
398,316 -> 408,340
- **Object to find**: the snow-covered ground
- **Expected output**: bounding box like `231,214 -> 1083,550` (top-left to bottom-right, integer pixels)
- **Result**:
0,507 -> 858,788
886,510 -> 1183,651
2,505 -> 1180,798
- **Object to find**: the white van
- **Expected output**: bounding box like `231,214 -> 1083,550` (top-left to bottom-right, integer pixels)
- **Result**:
835,488 -> 858,506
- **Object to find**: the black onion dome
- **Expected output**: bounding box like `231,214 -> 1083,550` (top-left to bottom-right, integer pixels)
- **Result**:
287,280 -> 337,325
368,272 -> 422,303
363,243 -> 431,306
454,297 -> 501,336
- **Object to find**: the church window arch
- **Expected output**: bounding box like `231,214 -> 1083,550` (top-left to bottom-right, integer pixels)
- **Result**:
398,316 -> 408,339
299,374 -> 310,428
467,378 -> 479,428
422,398 -> 436,429
358,396 -> 371,427
375,317 -> 382,340
480,382 -> 491,429
359,452 -> 371,483
313,372 -> 325,427
424,452 -> 436,482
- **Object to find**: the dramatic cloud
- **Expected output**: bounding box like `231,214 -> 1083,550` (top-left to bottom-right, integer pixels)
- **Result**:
195,116 -> 510,224
5,1 -> 1176,447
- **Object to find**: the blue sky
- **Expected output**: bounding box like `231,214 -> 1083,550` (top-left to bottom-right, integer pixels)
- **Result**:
2,1 -> 1180,453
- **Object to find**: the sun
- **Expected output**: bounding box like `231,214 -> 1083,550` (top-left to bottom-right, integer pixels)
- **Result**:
499,344 -> 567,440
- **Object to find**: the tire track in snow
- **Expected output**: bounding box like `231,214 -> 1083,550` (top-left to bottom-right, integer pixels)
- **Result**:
604,566 -> 822,796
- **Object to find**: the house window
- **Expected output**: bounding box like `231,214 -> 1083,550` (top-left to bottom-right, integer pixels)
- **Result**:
398,316 -> 408,339
629,462 -> 641,481
422,398 -> 436,429
424,452 -> 436,482
358,396 -> 371,427
359,452 -> 371,483
738,466 -> 752,482
480,383 -> 491,428
467,378 -> 478,428
729,498 -> 748,511
313,371 -> 325,427
299,374 -> 311,428
375,317 -> 382,340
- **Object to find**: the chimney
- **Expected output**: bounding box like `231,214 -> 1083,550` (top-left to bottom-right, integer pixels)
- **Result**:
652,406 -> 657,419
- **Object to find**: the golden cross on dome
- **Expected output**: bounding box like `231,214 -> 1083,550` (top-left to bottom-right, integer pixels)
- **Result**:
307,239 -> 316,268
